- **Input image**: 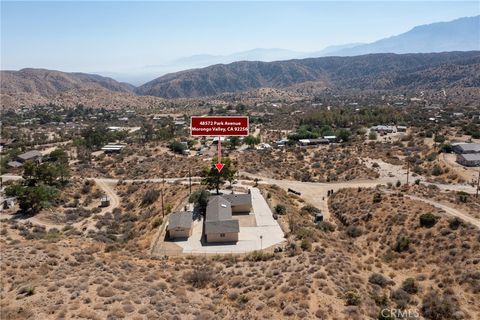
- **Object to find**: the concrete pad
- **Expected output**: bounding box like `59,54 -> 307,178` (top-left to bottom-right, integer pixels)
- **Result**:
174,187 -> 285,254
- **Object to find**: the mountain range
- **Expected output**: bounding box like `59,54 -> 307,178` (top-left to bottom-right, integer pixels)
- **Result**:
135,51 -> 480,98
133,15 -> 479,82
1,16 -> 479,105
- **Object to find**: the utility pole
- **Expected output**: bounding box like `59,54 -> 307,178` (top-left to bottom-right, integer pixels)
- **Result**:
161,173 -> 165,218
406,158 -> 410,186
189,168 -> 192,196
476,169 -> 480,198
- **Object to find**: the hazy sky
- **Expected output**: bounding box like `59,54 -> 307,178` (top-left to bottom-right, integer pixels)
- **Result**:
1,1 -> 479,77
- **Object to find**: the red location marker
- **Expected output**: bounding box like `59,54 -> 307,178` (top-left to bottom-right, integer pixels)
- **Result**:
215,163 -> 224,172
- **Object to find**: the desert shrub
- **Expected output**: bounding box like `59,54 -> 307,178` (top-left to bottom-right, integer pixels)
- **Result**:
448,217 -> 463,230
456,191 -> 468,203
393,236 -> 410,253
245,251 -> 274,262
401,278 -> 418,294
425,152 -> 437,162
141,189 -> 160,206
346,225 -> 363,238
368,273 -> 390,288
274,204 -> 286,215
295,227 -> 315,240
373,193 -> 382,203
300,239 -> 312,251
431,165 -> 443,176
81,181 -> 92,194
344,290 -> 361,306
238,294 -> 249,304
301,205 -> 320,215
419,213 -> 438,228
317,221 -> 336,232
391,288 -> 410,308
421,291 -> 458,320
185,265 -> 213,288
151,217 -> 163,229
169,141 -> 186,154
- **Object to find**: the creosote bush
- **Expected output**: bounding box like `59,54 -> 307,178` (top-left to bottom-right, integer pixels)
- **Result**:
185,265 -> 214,288
419,213 -> 438,228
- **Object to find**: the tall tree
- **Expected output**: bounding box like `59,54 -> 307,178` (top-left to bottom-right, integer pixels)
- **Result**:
201,157 -> 237,194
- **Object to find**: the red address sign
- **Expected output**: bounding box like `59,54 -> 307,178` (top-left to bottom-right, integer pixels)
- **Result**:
190,116 -> 249,136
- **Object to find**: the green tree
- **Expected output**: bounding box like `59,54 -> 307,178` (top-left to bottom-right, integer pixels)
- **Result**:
201,157 -> 237,194
229,136 -> 241,150
169,141 -> 187,154
49,149 -> 70,184
336,129 -> 351,142
5,183 -> 58,213
243,135 -> 260,148
189,189 -> 210,213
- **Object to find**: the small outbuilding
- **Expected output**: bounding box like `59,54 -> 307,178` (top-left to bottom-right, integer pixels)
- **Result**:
167,211 -> 194,239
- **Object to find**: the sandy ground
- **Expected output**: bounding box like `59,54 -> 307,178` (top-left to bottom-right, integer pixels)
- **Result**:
440,153 -> 479,183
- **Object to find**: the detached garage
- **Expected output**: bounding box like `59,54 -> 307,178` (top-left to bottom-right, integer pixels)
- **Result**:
167,211 -> 193,239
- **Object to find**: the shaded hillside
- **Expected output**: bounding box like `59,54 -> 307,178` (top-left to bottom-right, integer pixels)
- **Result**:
1,68 -> 135,97
136,51 -> 480,98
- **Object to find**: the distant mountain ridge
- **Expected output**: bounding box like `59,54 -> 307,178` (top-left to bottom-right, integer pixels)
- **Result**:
133,15 -> 479,82
135,51 -> 480,98
0,68 -> 135,97
331,16 -> 480,56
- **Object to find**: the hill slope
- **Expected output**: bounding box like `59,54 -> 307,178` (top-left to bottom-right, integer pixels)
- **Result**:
136,51 -> 480,98
0,68 -> 135,97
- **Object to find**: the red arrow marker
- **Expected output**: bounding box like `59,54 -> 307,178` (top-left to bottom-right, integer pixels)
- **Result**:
215,136 -> 224,172
215,163 -> 224,172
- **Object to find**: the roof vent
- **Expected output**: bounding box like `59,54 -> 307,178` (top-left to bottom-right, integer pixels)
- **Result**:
221,204 -> 227,208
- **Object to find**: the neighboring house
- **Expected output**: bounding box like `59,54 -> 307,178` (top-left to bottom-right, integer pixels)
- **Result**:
17,150 -> 43,163
371,125 -> 396,134
456,154 -> 480,167
299,138 -> 330,146
7,161 -> 23,168
167,211 -> 194,239
323,135 -> 337,142
101,144 -> 126,154
204,196 -> 240,243
8,150 -> 43,168
452,143 -> 480,154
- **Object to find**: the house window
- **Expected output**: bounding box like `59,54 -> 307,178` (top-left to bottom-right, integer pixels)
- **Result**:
220,233 -> 225,237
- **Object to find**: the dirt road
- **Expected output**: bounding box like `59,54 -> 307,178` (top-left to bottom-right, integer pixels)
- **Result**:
404,194 -> 480,229
1,177 -> 121,232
